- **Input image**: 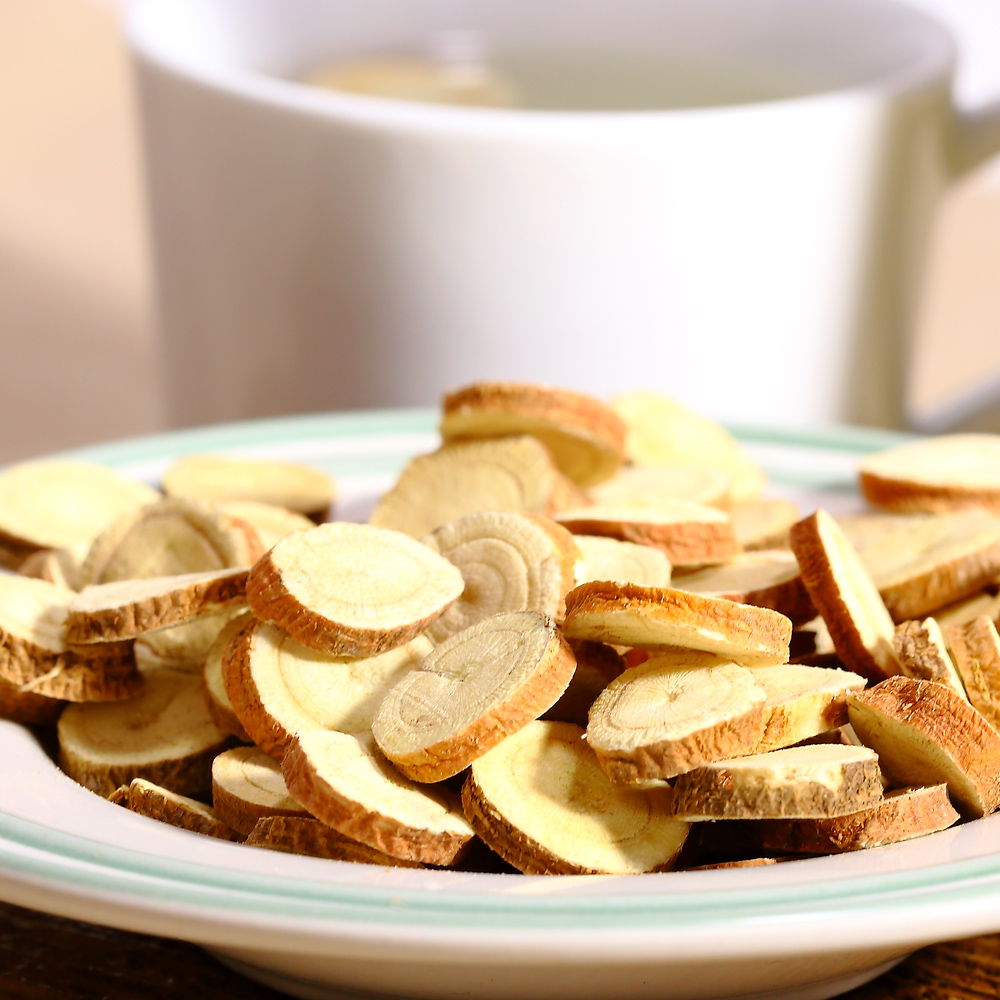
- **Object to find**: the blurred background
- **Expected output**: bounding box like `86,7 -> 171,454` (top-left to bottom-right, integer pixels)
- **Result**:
1,0 -> 999,464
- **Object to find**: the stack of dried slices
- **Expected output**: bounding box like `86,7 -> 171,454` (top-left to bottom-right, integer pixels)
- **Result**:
3,384 -> 1000,874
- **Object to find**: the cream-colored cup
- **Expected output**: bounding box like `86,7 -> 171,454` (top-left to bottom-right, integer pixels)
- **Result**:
128,0 -> 1000,429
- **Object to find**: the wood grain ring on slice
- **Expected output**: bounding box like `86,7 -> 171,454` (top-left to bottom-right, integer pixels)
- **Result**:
789,509 -> 901,682
728,498 -> 801,551
114,778 -> 239,840
759,783 -> 959,854
0,460 -> 160,559
222,618 -> 432,761
202,611 -> 254,741
893,618 -> 969,702
749,664 -> 867,754
0,674 -> 63,725
562,581 -> 791,667
161,455 -> 336,521
369,436 -> 570,540
945,615 -> 1000,729
847,676 -> 1000,817
586,651 -> 767,782
372,610 -> 576,783
246,523 -> 463,657
672,744 -> 883,821
212,746 -> 309,835
282,730 -> 474,865
64,568 -> 249,644
859,435 -> 1000,513
244,815 -> 424,867
672,550 -> 816,627
423,511 -> 579,642
462,720 -> 688,874
57,669 -> 234,798
555,501 -> 736,567
573,536 -> 673,589
440,381 -> 626,488
589,464 -> 731,510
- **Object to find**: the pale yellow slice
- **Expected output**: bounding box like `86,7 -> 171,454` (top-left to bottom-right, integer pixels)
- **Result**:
589,464 -> 730,509
212,746 -> 309,835
573,535 -> 673,588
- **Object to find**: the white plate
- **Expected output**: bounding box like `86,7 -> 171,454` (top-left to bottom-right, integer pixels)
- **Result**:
2,410 -> 997,1000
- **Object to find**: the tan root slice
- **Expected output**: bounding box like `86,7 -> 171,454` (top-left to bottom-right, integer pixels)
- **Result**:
203,612 -> 254,741
749,664 -> 867,754
440,381 -> 626,488
893,618 -> 969,702
217,502 -> 316,549
113,777 -> 239,840
846,508 -> 1000,622
673,550 -> 816,627
585,651 -> 767,782
729,499 -> 801,551
610,391 -> 767,503
245,816 -> 423,867
847,676 -> 1000,817
543,640 -> 624,727
212,745 -> 309,835
555,501 -> 736,568
934,590 -> 1000,630
18,547 -> 83,591
790,509 -> 901,682
859,434 -> 1000,513
223,619 -> 431,761
283,730 -> 474,865
589,464 -> 731,510
759,784 -> 959,854
563,581 -> 791,667
246,522 -> 463,657
0,460 -> 159,560
162,455 -> 336,520
19,658 -> 145,703
370,436 -> 576,540
946,616 -> 1000,729
372,610 -> 576,783
672,744 -> 883,821
463,720 -> 688,874
65,568 -> 249,644
573,535 -> 673,589
423,511 -> 579,642
136,607 -> 245,674
79,497 -> 263,588
0,675 -> 63,725
58,669 -> 233,797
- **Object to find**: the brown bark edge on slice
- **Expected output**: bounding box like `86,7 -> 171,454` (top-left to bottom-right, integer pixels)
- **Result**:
672,744 -> 883,821
586,651 -> 767,783
462,720 -> 688,874
246,522 -> 463,657
373,610 -> 576,783
202,611 -> 254,742
212,745 -> 310,836
847,676 -> 1000,817
790,509 -> 900,682
20,658 -> 145,703
893,618 -> 968,702
759,783 -> 959,854
113,777 -> 239,841
245,816 -> 424,867
946,616 -> 1000,730
563,581 -> 791,667
282,730 -> 474,866
0,674 -> 63,726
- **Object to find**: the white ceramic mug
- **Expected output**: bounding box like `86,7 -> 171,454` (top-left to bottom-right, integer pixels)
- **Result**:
128,0 -> 1000,430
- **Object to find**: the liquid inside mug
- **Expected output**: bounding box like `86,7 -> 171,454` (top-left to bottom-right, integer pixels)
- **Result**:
128,0 -> 1000,430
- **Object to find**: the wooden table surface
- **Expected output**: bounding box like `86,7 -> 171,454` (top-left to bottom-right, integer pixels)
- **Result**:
0,899 -> 994,1000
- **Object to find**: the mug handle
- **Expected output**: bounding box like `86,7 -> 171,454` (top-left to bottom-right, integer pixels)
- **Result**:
952,99 -> 1000,174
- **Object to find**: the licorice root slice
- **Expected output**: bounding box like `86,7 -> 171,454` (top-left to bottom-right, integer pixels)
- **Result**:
585,651 -> 767,782
945,616 -> 1000,729
372,610 -> 576,783
58,669 -> 233,797
847,676 -> 1000,817
573,536 -> 673,589
223,618 -> 431,760
203,612 -> 254,741
589,464 -> 730,510
759,784 -> 959,854
135,608 -> 244,673
65,568 -> 249,644
729,499 -> 801,551
217,501 -> 316,550
283,729 -> 474,865
893,618 -> 969,702
112,778 -> 239,840
790,509 -> 901,682
672,744 -> 883,821
246,522 -> 463,657
463,720 -> 688,875
440,382 -> 626,488
563,581 -> 791,667
423,511 -> 579,642
18,547 -> 82,591
0,675 -> 63,726
212,746 -> 309,835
